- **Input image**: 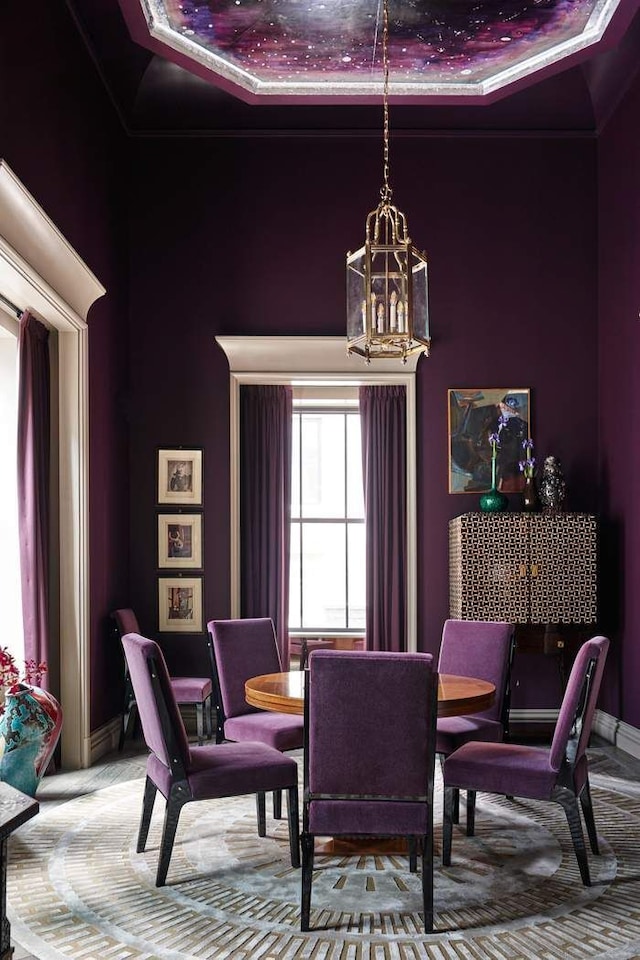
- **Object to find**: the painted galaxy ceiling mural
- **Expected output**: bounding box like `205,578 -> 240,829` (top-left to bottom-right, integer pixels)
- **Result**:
139,0 -> 619,95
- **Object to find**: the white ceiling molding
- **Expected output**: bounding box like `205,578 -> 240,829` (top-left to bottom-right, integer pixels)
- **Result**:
0,161 -> 105,330
216,335 -> 424,376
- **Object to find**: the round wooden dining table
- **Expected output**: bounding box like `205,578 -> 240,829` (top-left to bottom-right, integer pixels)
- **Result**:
245,670 -> 495,717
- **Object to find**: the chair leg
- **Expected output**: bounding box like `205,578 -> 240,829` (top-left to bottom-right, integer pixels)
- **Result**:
408,837 -> 418,873
301,832 -> 314,931
156,786 -> 187,887
439,755 -> 459,823
579,778 -> 600,855
256,791 -> 266,837
452,787 -> 460,824
120,681 -> 136,751
442,786 -> 454,866
137,776 -> 157,853
555,789 -> 591,886
421,830 -> 434,934
466,790 -> 476,837
287,786 -> 300,868
195,703 -> 204,745
273,789 -> 283,820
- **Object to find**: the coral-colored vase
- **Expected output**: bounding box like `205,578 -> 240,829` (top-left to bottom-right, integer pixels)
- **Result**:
0,683 -> 63,797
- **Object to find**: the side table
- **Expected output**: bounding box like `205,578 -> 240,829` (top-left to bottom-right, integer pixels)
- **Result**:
0,782 -> 39,960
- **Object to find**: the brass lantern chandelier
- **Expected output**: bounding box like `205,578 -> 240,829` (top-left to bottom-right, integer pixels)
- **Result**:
346,0 -> 430,362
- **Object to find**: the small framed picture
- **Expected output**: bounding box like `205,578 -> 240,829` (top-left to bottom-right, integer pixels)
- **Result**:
448,388 -> 531,494
158,576 -> 203,632
158,513 -> 203,569
157,448 -> 203,506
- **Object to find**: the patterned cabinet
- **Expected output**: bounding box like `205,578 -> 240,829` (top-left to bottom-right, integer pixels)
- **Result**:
449,512 -> 597,625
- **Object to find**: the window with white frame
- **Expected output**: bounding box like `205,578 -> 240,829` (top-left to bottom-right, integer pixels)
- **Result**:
289,398 -> 365,632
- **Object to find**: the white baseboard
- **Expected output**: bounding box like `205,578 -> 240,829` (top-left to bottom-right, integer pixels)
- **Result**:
511,708 -> 640,760
509,709 -> 559,725
90,707 -> 205,766
90,717 -> 121,765
615,719 -> 640,759
89,709 -> 640,766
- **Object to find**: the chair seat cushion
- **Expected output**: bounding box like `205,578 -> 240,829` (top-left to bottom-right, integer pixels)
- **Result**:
170,676 -> 212,703
224,712 -> 303,751
309,799 -> 429,836
148,741 -> 298,799
444,741 -> 559,800
436,716 -> 503,757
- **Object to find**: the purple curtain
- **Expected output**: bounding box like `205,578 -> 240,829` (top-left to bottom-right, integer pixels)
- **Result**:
240,385 -> 292,666
359,385 -> 407,652
17,311 -> 51,686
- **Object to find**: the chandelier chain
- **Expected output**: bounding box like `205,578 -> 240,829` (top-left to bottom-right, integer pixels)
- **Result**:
381,0 -> 392,204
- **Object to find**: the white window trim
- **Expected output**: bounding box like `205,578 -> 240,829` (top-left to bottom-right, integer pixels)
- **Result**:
216,335 -> 423,653
0,160 -> 105,769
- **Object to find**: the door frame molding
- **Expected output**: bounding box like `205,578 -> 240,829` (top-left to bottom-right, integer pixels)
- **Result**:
215,335 -> 423,653
0,160 -> 105,769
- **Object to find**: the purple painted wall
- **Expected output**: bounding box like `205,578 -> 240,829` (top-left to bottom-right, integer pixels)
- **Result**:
598,67 -> 640,726
0,1 -> 130,729
128,133 -> 598,710
4,0 -> 627,735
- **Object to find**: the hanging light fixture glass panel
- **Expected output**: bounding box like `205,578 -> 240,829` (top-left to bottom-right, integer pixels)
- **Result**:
346,246 -> 368,346
346,221 -> 430,361
411,253 -> 429,346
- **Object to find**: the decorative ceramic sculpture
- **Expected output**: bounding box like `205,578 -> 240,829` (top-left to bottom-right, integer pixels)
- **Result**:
539,456 -> 567,513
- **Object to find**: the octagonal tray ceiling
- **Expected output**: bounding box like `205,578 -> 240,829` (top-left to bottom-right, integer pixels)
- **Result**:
120,0 -> 626,102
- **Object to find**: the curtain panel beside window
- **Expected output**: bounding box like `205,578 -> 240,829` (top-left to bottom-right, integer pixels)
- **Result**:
17,311 -> 51,683
240,384 -> 293,666
359,385 -> 407,652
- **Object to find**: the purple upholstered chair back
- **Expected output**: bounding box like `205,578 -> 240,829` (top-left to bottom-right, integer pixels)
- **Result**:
549,635 -> 610,773
438,620 -> 514,723
207,618 -> 283,719
307,650 -> 435,798
121,633 -> 191,770
114,608 -> 140,636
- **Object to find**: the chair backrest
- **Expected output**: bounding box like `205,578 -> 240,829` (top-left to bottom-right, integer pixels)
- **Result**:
438,619 -> 515,724
550,635 -> 610,774
121,632 -> 191,772
306,649 -> 437,800
113,608 -> 140,637
207,618 -> 283,719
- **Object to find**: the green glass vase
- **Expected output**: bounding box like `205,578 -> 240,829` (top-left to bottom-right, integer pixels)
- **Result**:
479,457 -> 508,513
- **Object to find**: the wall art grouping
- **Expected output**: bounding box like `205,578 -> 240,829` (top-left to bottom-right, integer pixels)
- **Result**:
156,448 -> 204,632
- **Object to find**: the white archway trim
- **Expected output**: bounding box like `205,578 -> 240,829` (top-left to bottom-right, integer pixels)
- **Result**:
215,335 -> 422,653
0,160 -> 105,769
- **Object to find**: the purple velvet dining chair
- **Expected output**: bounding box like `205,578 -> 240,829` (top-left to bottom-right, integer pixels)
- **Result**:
442,635 -> 610,886
121,632 -> 300,887
437,619 -> 516,822
207,618 -> 304,819
112,608 -> 213,749
301,649 -> 438,933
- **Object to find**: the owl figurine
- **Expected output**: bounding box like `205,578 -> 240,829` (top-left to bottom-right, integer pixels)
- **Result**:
539,455 -> 567,513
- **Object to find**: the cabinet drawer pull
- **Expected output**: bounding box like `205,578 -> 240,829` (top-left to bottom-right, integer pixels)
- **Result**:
519,563 -> 527,578
531,563 -> 539,577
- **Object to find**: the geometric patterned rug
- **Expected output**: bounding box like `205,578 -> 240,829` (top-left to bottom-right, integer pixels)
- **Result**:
7,750 -> 640,960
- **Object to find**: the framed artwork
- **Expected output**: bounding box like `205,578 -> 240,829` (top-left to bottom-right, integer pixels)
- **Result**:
448,388 -> 531,494
157,448 -> 203,506
158,576 -> 203,632
157,513 -> 203,569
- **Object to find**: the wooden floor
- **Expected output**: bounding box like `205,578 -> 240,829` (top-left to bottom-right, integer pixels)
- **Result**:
9,732 -> 640,959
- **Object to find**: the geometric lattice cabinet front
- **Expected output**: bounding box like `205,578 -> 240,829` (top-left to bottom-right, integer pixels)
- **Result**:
449,513 -> 597,624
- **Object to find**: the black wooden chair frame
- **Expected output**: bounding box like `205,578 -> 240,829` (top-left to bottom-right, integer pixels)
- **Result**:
136,651 -> 299,887
443,655 -> 601,886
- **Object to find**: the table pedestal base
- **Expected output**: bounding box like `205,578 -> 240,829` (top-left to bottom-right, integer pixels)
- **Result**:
315,836 -> 409,856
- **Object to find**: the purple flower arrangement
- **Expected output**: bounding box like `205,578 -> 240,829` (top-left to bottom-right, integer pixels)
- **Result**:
519,438 -> 536,479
